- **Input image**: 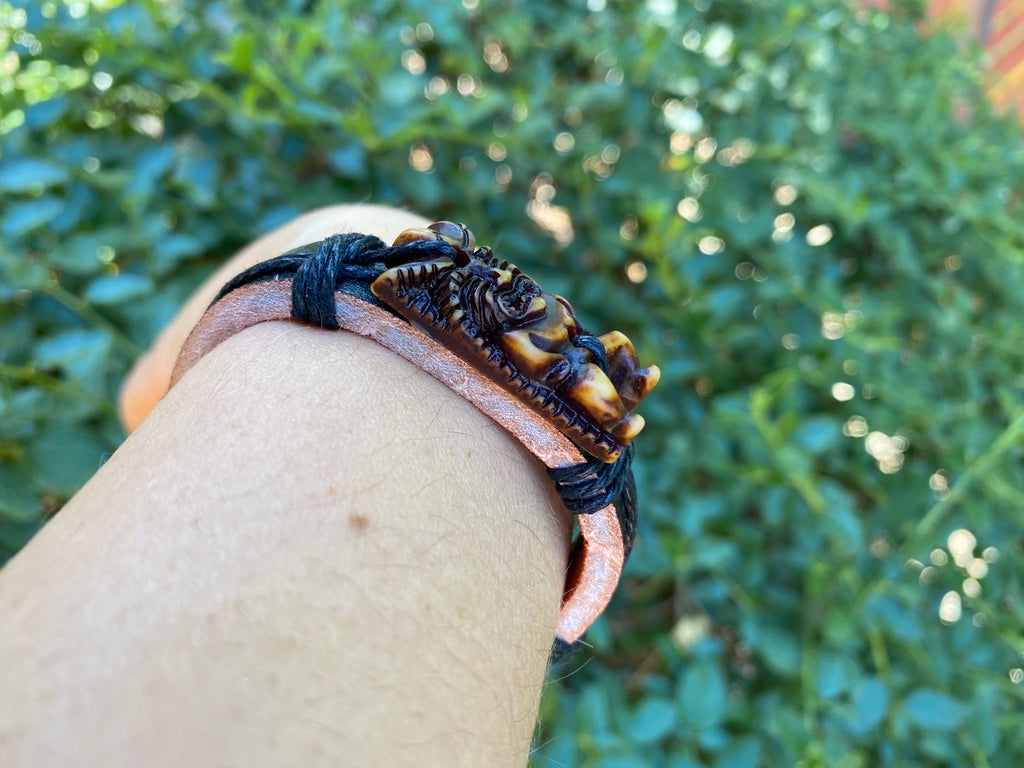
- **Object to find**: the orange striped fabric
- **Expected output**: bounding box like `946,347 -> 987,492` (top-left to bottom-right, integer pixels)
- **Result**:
860,0 -> 1024,119
930,0 -> 1024,118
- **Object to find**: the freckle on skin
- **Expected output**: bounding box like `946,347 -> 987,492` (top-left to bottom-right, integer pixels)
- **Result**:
348,513 -> 370,532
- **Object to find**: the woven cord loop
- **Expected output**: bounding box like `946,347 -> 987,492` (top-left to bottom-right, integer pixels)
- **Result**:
292,235 -> 347,330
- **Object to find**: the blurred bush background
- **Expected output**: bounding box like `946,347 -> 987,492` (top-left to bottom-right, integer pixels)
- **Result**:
3,0 -> 1024,765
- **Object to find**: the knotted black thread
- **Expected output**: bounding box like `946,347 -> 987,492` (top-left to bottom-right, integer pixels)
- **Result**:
549,332 -> 637,556
547,445 -> 637,557
211,233 -> 456,326
291,234 -> 383,329
550,635 -> 584,663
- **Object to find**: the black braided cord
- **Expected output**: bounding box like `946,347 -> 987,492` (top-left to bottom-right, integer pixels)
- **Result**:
212,233 -> 639,661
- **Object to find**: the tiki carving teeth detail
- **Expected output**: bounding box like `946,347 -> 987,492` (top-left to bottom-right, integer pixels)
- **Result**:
372,222 -> 660,462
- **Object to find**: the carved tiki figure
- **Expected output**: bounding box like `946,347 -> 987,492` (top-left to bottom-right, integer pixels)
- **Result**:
371,221 -> 660,463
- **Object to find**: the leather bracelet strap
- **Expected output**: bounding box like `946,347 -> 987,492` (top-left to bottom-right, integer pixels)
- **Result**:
170,223 -> 659,659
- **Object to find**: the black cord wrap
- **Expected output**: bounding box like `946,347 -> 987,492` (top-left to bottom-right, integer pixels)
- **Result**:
212,233 -> 641,659
213,233 -> 456,320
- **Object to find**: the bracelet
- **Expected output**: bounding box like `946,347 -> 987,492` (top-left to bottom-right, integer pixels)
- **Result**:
171,222 -> 659,660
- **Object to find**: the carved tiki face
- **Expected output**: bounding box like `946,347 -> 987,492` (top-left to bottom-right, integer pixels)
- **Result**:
373,222 -> 659,462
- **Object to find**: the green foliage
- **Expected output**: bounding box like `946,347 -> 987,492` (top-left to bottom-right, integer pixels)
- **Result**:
2,0 -> 1023,764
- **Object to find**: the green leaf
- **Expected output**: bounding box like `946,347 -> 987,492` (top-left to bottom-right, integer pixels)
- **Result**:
714,736 -> 760,768
904,689 -> 969,732
678,659 -> 727,730
329,144 -> 367,177
815,653 -> 851,700
84,274 -> 154,305
48,233 -> 107,274
627,697 -> 677,744
793,416 -> 839,454
846,678 -> 889,736
222,33 -> 255,71
23,426 -> 109,497
127,144 -> 176,199
154,233 -> 204,265
1,257 -> 50,290
864,594 -> 923,643
34,330 -> 111,373
0,158 -> 69,192
23,97 -> 69,129
0,465 -> 39,522
752,625 -> 801,676
595,758 -> 650,768
2,197 -> 65,236
970,683 -> 1000,757
0,517 -> 42,565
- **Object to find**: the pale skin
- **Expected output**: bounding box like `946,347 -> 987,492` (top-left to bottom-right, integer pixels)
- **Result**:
0,205 -> 571,767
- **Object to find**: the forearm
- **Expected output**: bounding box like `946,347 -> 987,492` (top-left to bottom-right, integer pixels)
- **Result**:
0,310 -> 569,765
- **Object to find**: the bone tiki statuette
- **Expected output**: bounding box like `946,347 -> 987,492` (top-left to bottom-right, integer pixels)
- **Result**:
372,221 -> 660,462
